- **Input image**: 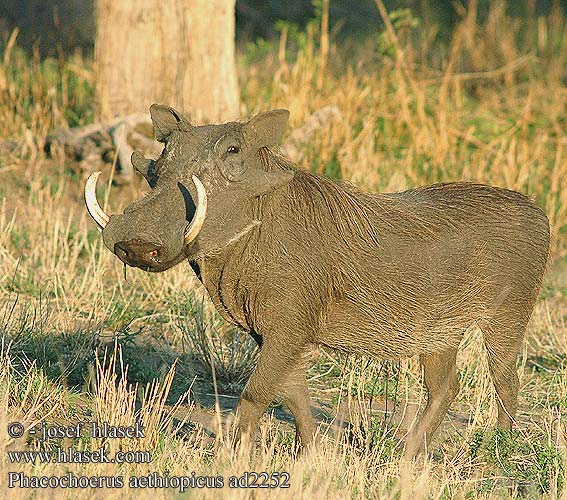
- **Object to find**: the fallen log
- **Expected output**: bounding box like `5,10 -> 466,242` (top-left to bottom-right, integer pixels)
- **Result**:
43,105 -> 341,179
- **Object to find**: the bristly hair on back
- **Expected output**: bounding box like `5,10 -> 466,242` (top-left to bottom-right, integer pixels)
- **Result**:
257,146 -> 382,249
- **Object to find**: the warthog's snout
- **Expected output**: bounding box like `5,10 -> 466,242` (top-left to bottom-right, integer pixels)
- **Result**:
85,169 -> 208,272
114,239 -> 162,268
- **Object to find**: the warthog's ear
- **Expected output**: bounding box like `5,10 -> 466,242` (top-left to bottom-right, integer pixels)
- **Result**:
131,150 -> 157,188
243,168 -> 294,197
244,109 -> 290,149
149,104 -> 191,143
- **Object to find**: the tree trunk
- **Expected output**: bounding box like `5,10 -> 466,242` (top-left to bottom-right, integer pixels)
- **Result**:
94,0 -> 239,123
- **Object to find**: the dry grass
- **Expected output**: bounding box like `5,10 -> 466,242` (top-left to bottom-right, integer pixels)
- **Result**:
0,2 -> 566,498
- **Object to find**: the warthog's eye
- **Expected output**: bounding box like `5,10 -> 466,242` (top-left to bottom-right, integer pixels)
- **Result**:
227,145 -> 240,154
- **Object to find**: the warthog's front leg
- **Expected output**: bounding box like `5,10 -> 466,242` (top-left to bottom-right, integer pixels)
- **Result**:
235,338 -> 309,447
280,359 -> 316,451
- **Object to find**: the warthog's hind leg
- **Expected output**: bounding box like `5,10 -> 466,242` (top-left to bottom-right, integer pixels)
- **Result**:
403,349 -> 459,459
478,317 -> 525,430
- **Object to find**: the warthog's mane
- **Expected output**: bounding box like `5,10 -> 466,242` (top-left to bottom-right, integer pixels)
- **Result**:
257,146 -> 382,250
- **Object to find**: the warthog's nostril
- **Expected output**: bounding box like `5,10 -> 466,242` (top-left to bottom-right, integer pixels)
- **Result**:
114,239 -> 163,267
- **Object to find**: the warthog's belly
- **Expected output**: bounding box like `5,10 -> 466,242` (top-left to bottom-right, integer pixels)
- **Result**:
315,243 -> 505,359
316,290 -> 487,359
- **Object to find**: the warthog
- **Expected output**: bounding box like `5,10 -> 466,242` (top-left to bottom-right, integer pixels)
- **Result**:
85,104 -> 550,457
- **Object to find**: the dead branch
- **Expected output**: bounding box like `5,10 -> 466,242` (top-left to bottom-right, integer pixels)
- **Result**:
43,106 -> 342,178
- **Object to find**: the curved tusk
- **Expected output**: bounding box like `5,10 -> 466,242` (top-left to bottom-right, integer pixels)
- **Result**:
184,175 -> 207,245
84,171 -> 110,230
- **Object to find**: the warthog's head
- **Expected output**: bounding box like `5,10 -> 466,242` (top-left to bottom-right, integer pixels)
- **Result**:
85,104 -> 294,272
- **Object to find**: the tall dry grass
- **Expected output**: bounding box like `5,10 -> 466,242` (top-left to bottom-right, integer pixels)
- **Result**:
0,1 -> 566,498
